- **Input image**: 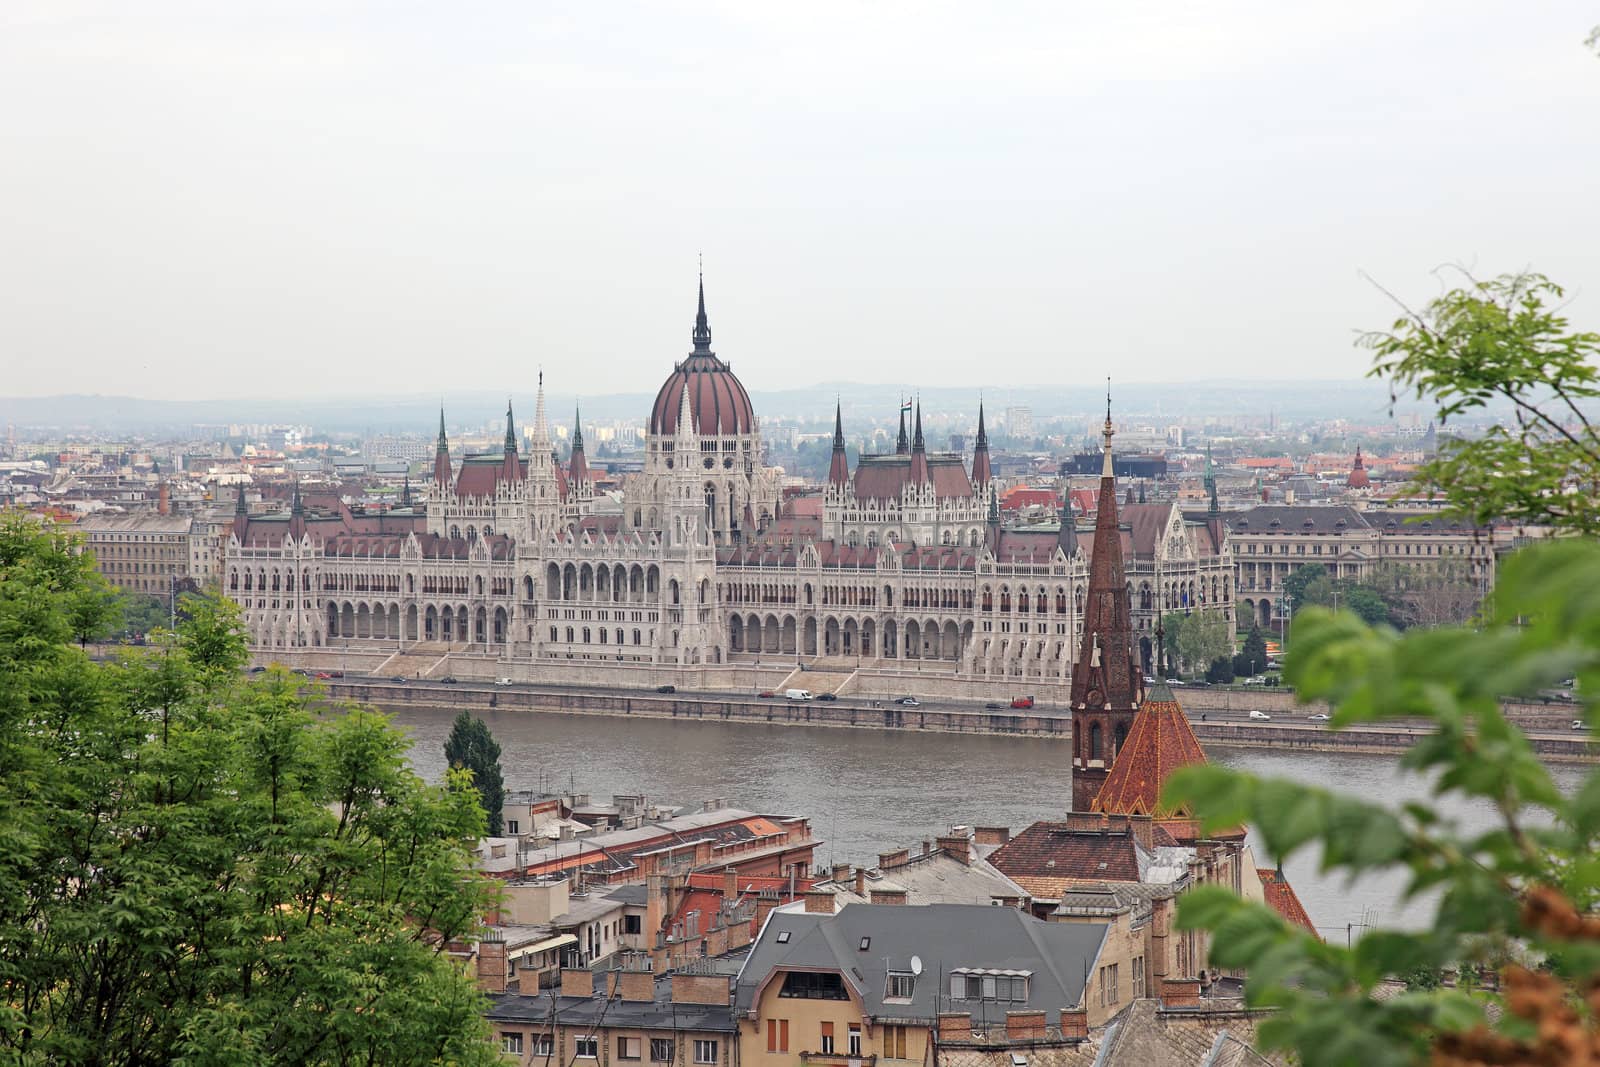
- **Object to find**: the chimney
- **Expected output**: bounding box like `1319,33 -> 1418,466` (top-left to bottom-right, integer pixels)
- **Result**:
1065,812 -> 1107,833
803,887 -> 835,914
922,840 -> 932,856
612,969 -> 655,1002
672,973 -> 733,1006
646,874 -> 666,948
854,867 -> 867,897
561,968 -> 594,999
157,482 -> 170,515
878,849 -> 909,869
724,867 -> 739,900
753,891 -> 780,931
477,939 -> 507,994
1059,1009 -> 1088,1040
937,1013 -> 973,1041
831,863 -> 850,884
935,834 -> 972,866
1125,814 -> 1155,854
973,826 -> 1012,846
1159,978 -> 1202,1008
1004,1011 -> 1047,1040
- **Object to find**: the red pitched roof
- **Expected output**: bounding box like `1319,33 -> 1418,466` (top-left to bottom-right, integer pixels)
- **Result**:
1092,685 -> 1208,820
1258,869 -> 1318,936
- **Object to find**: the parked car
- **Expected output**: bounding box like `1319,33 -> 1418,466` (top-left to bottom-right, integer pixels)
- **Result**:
985,701 -> 1005,710
896,696 -> 921,707
391,676 -> 408,683
330,670 -> 344,678
314,671 -> 332,680
291,668 -> 311,677
440,676 -> 458,684
1165,678 -> 1184,687
1242,676 -> 1266,686
248,666 -> 266,674
1308,712 -> 1331,722
757,690 -> 776,698
656,684 -> 676,694
495,677 -> 513,686
1248,709 -> 1271,721
1574,720 -> 1586,731
1010,696 -> 1035,709
816,692 -> 837,701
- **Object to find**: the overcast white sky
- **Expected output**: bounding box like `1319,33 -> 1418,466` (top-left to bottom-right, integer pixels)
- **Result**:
2,2 -> 1597,401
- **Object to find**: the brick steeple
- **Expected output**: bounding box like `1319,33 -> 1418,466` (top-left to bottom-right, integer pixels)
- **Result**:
1070,388 -> 1145,812
828,401 -> 850,488
432,408 -> 452,486
971,401 -> 991,488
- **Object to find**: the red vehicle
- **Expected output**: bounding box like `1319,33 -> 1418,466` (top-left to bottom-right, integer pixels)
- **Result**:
757,690 -> 777,699
1010,695 -> 1035,709
314,671 -> 333,680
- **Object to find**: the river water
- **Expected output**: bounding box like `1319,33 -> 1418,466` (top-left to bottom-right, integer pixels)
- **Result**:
387,707 -> 1589,942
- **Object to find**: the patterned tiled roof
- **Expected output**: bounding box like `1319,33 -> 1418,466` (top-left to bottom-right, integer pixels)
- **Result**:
1257,868 -> 1317,937
1091,683 -> 1207,820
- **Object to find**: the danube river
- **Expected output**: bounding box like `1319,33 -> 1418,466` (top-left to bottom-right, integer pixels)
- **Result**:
388,707 -> 1588,941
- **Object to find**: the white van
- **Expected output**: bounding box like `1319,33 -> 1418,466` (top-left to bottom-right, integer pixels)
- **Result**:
784,688 -> 814,701
496,677 -> 514,687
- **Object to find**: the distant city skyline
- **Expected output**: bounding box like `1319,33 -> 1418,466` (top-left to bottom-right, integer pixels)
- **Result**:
3,2 -> 1598,399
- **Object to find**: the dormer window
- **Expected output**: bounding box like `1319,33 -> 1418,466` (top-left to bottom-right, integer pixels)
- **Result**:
885,973 -> 916,1000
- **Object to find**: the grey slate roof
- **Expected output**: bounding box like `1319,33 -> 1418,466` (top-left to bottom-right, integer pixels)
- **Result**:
734,903 -> 1106,1028
486,978 -> 736,1033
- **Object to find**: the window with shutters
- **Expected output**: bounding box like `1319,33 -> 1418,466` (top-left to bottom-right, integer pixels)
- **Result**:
618,1037 -> 642,1060
820,1022 -> 835,1054
881,1025 -> 909,1059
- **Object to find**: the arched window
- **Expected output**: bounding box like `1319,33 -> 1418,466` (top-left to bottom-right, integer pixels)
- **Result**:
1090,722 -> 1103,760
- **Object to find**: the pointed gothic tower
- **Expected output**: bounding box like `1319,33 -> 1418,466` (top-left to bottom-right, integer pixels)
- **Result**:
432,409 -> 452,487
908,402 -> 929,487
500,399 -> 522,484
828,401 -> 850,489
895,400 -> 909,455
566,405 -> 594,519
971,401 -> 992,490
1070,396 -> 1145,812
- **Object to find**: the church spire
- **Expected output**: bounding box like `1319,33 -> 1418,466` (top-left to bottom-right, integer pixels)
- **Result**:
433,408 -> 452,486
828,400 -> 849,488
501,398 -> 522,483
532,370 -> 550,449
896,398 -> 909,455
503,398 -> 518,454
972,400 -> 992,487
569,405 -> 590,487
691,270 -> 713,355
1070,386 -> 1143,811
908,401 -> 929,486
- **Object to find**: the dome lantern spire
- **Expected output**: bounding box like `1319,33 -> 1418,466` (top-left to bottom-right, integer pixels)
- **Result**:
692,269 -> 713,354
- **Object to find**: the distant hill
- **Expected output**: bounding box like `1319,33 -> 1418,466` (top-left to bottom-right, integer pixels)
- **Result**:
0,379 -> 1428,436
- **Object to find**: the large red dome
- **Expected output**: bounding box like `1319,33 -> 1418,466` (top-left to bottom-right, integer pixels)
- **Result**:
650,354 -> 755,436
649,278 -> 757,436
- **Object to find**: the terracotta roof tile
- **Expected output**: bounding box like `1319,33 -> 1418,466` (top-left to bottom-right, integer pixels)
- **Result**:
1091,690 -> 1207,820
986,822 -> 1144,889
1258,868 -> 1318,937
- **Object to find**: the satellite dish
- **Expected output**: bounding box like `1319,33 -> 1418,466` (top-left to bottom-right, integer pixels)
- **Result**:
910,955 -> 923,976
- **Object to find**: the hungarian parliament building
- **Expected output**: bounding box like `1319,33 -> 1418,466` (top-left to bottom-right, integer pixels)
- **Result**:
224,283 -> 1235,693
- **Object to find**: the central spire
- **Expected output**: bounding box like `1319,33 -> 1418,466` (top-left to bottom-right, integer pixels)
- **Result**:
829,400 -> 850,488
691,270 -> 713,354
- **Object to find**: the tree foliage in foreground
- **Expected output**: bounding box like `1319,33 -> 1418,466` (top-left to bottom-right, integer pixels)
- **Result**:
1166,542 -> 1600,1066
1164,271 -> 1600,1066
1365,271 -> 1600,536
0,513 -> 498,1066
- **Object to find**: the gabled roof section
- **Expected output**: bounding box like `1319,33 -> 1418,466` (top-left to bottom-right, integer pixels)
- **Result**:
1091,681 -> 1207,820
1258,869 -> 1318,937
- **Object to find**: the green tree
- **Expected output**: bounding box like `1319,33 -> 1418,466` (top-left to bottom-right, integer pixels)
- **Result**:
1242,624 -> 1269,675
1205,655 -> 1235,684
1159,612 -> 1186,673
1339,582 -> 1390,626
1162,271 -> 1600,1066
445,711 -> 506,836
120,591 -> 172,636
1283,563 -> 1330,610
0,511 -> 498,1066
1175,609 -> 1230,677
63,578 -> 121,648
1365,271 -> 1600,535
